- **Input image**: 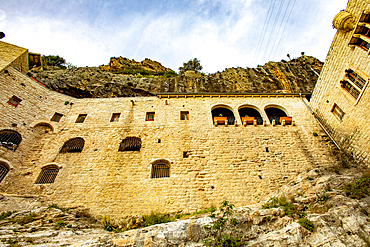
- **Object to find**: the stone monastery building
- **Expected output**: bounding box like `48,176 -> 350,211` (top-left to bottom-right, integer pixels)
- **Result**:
0,0 -> 369,218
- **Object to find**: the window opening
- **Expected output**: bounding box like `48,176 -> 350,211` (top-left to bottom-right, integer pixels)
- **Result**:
349,12 -> 370,51
0,130 -> 22,151
180,111 -> 189,120
183,151 -> 189,158
36,166 -> 59,184
118,137 -> 141,151
152,163 -> 170,178
341,69 -> 368,100
265,107 -> 289,125
76,114 -> 87,123
60,137 -> 85,153
110,113 -> 121,122
211,107 -> 235,125
331,104 -> 345,120
238,107 -> 263,125
158,139 -> 161,143
146,112 -> 155,121
0,163 -> 9,183
7,96 -> 22,107
51,113 -> 63,122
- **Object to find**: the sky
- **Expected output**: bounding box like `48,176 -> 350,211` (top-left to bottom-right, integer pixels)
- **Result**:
0,0 -> 348,73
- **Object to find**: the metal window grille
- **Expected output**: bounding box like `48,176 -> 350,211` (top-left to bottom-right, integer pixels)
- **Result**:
7,96 -> 22,107
146,112 -> 155,121
0,130 -> 22,151
36,168 -> 59,184
119,137 -> 141,151
152,163 -> 170,178
60,137 -> 85,153
340,80 -> 361,99
0,164 -> 9,183
111,113 -> 120,122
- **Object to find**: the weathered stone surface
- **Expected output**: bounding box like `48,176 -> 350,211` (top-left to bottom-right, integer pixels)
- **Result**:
28,56 -> 322,98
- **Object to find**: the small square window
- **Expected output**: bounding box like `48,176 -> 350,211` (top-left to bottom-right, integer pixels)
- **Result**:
146,112 -> 155,121
7,96 -> 22,107
51,113 -> 63,122
180,111 -> 189,120
76,114 -> 87,123
110,113 -> 121,122
331,104 -> 345,120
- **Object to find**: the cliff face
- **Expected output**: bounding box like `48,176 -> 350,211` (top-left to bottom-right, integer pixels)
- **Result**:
29,55 -> 322,98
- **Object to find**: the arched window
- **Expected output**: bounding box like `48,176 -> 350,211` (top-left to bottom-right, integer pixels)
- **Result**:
0,130 -> 22,151
60,137 -> 85,153
119,137 -> 141,151
238,106 -> 263,125
211,106 -> 235,125
0,163 -> 9,183
265,106 -> 289,125
152,161 -> 170,178
36,165 -> 59,184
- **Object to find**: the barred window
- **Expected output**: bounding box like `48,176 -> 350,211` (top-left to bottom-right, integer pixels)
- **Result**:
110,113 -> 121,122
36,166 -> 59,184
0,163 -> 9,183
119,137 -> 141,151
341,69 -> 368,100
152,163 -> 170,178
331,104 -> 345,120
0,130 -> 22,151
146,112 -> 155,121
7,96 -> 22,107
60,137 -> 85,153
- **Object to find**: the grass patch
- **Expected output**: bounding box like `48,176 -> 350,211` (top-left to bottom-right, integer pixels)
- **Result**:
0,211 -> 16,221
298,217 -> 314,232
48,203 -> 69,212
14,212 -> 36,225
55,220 -> 66,230
262,196 -> 298,216
343,173 -> 370,199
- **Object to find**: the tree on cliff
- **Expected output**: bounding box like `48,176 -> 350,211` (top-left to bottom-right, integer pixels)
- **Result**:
179,58 -> 203,73
42,55 -> 66,68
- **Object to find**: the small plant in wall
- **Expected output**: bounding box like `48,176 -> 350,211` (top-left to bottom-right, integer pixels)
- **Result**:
203,201 -> 244,246
64,101 -> 69,105
219,114 -> 223,117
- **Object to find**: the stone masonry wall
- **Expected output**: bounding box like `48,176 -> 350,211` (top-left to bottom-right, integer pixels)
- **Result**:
0,65 -> 341,218
310,0 -> 370,164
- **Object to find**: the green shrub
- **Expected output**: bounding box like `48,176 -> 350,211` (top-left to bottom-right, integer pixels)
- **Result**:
15,212 -> 36,225
343,173 -> 370,199
0,211 -> 16,220
102,215 -> 121,232
142,212 -> 174,227
298,217 -> 314,232
204,201 -> 243,247
313,132 -> 318,136
262,196 -> 298,216
55,220 -> 66,229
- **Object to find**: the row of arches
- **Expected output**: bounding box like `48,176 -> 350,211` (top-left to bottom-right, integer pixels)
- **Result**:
211,105 -> 290,125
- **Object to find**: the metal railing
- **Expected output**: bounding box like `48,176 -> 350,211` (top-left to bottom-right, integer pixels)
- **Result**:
36,168 -> 59,184
152,164 -> 170,178
0,165 -> 9,183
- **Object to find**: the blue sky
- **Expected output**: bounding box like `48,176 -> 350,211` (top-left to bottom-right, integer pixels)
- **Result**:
0,0 -> 348,73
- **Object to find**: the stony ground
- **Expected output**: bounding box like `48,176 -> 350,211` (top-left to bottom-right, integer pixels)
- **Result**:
1,159 -> 370,246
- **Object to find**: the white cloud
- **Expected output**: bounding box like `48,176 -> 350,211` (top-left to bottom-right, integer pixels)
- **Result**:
0,0 -> 350,73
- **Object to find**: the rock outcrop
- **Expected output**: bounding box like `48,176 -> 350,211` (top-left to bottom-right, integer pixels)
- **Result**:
28,56 -> 322,98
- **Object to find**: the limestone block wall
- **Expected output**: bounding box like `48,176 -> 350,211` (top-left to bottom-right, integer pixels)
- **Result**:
0,41 -> 28,73
1,64 -> 340,218
0,66 -> 75,192
310,0 -> 370,164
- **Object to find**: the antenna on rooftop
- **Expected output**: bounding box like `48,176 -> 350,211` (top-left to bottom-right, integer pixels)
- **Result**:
0,32 -> 5,39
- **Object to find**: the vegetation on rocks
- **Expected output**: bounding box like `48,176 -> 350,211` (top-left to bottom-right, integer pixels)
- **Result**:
179,58 -> 203,73
343,172 -> 370,199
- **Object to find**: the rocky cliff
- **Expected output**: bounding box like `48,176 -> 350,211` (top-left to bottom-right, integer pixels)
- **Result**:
28,56 -> 322,98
